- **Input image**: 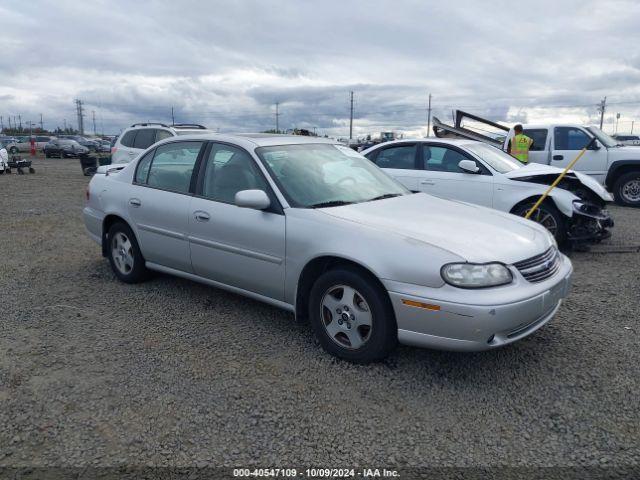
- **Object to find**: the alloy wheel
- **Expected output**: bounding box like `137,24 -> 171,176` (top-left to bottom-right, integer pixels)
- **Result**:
526,206 -> 558,236
111,232 -> 134,275
621,178 -> 640,203
320,285 -> 372,350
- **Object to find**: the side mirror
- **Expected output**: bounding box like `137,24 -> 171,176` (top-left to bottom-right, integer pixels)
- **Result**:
235,189 -> 271,210
458,159 -> 480,174
590,140 -> 601,150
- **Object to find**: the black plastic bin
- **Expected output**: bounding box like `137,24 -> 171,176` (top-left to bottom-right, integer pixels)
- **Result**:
79,155 -> 98,176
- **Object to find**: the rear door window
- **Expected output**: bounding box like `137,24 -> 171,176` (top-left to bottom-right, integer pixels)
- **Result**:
132,129 -> 156,150
523,129 -> 548,151
155,129 -> 173,143
146,141 -> 203,193
120,130 -> 137,148
372,144 -> 417,169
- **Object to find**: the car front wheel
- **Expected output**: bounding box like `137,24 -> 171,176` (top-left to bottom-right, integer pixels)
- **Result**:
613,171 -> 640,207
107,222 -> 150,283
513,201 -> 566,244
308,267 -> 397,363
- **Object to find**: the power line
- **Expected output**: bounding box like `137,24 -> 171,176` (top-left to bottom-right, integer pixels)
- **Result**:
349,91 -> 354,140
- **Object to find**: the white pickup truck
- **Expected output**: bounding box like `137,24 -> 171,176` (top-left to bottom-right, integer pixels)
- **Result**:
434,111 -> 640,207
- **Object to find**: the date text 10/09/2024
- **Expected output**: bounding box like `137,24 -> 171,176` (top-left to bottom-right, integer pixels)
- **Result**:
233,468 -> 400,478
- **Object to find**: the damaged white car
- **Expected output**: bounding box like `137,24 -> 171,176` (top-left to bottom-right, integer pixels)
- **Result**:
362,139 -> 614,245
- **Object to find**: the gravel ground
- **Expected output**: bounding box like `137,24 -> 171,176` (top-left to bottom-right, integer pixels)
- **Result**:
0,158 -> 638,471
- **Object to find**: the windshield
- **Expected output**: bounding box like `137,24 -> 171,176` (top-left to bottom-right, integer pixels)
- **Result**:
256,143 -> 409,208
60,139 -> 80,145
586,127 -> 619,147
464,143 -> 523,173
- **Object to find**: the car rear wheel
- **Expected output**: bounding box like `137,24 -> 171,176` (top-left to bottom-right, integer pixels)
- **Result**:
107,222 -> 150,284
513,201 -> 566,244
613,171 -> 640,207
9,146 -> 18,154
308,267 -> 397,363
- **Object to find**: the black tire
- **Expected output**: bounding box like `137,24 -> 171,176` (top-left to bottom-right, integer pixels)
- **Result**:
9,147 -> 18,154
612,171 -> 640,207
44,151 -> 50,158
308,267 -> 397,363
106,222 -> 150,284
0,169 -> 4,175
513,200 -> 566,244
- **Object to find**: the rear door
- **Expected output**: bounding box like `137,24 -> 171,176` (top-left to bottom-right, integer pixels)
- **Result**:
113,130 -> 138,163
415,143 -> 493,207
550,127 -> 608,181
366,143 -> 419,191
188,142 -> 286,300
522,128 -> 550,165
127,140 -> 204,272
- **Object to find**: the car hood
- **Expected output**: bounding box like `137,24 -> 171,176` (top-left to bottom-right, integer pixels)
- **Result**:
503,163 -> 612,202
319,193 -> 552,264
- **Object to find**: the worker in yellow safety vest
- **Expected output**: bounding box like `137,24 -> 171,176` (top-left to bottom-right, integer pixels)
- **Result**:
508,124 -> 534,164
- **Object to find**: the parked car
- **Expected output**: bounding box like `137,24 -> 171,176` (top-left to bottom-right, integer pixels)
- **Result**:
362,139 -> 614,245
111,123 -> 213,164
0,136 -> 19,154
612,134 -> 640,146
83,134 -> 572,363
13,135 -> 56,152
59,135 -> 100,152
97,140 -> 111,153
44,139 -> 90,158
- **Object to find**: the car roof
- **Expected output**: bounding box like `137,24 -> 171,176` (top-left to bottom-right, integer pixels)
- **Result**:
366,138 -> 487,148
156,133 -> 338,149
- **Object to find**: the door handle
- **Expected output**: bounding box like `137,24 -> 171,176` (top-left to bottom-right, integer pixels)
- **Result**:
420,180 -> 435,185
129,198 -> 141,207
128,151 -> 136,155
194,211 -> 210,222
552,155 -> 564,161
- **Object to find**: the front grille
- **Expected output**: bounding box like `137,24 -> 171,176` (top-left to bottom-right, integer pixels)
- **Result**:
514,247 -> 560,283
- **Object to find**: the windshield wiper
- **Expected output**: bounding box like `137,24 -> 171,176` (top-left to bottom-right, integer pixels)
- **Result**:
366,193 -> 403,202
308,200 -> 355,209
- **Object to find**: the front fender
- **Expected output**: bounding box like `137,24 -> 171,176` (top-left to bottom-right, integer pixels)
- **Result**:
496,182 -> 578,218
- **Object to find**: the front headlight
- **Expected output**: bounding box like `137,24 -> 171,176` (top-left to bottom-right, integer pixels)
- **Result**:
441,262 -> 513,288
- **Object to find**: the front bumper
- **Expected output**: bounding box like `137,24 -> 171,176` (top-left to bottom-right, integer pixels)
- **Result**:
568,204 -> 614,243
386,254 -> 573,352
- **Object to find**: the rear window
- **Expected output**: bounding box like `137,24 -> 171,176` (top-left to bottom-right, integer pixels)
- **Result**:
132,129 -> 156,150
120,130 -> 137,148
523,129 -> 548,151
36,136 -> 50,142
155,129 -> 173,142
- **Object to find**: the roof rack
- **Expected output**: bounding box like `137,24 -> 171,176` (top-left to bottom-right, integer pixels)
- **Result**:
130,122 -> 170,128
171,123 -> 207,129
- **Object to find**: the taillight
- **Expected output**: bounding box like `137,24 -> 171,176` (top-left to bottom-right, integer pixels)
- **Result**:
111,146 -> 117,154
85,186 -> 90,202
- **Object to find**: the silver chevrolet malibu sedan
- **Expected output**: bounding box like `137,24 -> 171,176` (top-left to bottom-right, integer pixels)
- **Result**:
83,134 -> 573,363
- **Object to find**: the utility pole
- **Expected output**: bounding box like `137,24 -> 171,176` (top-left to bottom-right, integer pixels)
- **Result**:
171,106 -> 175,125
75,99 -> 85,134
616,113 -> 620,134
0,116 -> 3,132
349,91 -> 354,140
92,110 -> 97,135
18,114 -> 22,131
40,113 -> 43,131
598,97 -> 607,130
426,93 -> 432,137
632,121 -> 635,135
63,119 -> 67,131
8,116 -> 11,130
275,102 -> 281,133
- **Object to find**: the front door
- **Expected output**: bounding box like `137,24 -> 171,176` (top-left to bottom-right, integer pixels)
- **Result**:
415,144 -> 493,207
551,127 -> 608,182
188,142 -> 286,300
127,141 -> 204,272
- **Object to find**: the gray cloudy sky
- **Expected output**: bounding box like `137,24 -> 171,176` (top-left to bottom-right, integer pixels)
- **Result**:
1,0 -> 640,137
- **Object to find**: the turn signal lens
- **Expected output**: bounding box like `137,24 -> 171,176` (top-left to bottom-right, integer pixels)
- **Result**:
401,299 -> 441,311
